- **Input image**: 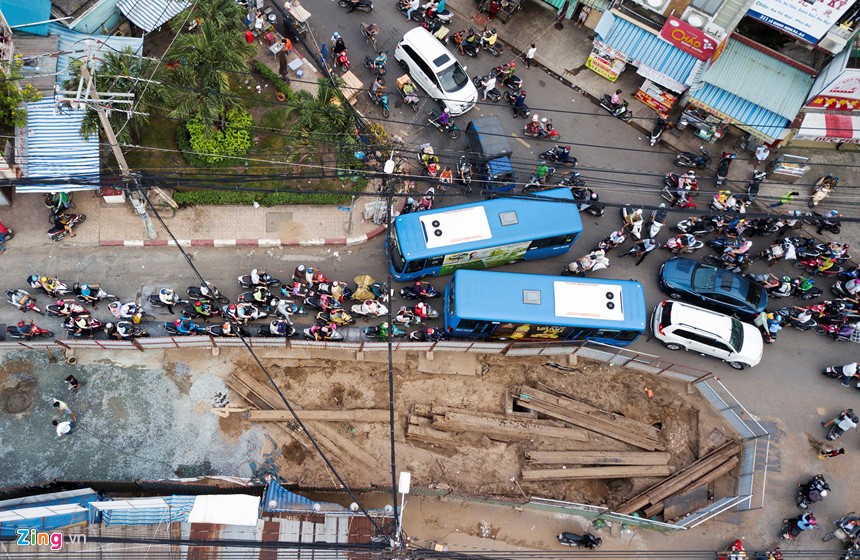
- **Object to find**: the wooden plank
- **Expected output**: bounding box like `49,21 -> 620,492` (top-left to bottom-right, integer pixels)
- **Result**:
232,371 -> 284,410
307,422 -> 378,469
645,457 -> 740,519
407,422 -> 459,448
248,409 -> 390,422
432,411 -> 589,442
525,451 -> 670,466
516,399 -> 664,451
616,442 -> 741,515
521,465 -> 674,481
646,445 -> 740,504
514,386 -> 660,439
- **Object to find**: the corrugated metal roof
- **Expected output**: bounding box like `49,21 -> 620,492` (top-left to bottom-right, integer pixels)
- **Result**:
0,0 -> 52,35
116,0 -> 190,32
598,16 -> 698,88
702,39 -> 814,121
50,22 -> 143,83
11,35 -> 61,95
95,496 -> 196,526
688,83 -> 789,141
17,96 -> 100,192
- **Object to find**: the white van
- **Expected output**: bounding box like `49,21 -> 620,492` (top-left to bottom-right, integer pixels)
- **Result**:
394,27 -> 478,116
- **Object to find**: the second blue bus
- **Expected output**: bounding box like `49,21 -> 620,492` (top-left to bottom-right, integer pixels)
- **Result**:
389,188 -> 582,281
444,270 -> 647,346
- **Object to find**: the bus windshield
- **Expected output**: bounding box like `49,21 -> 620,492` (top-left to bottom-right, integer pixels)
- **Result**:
389,229 -> 405,273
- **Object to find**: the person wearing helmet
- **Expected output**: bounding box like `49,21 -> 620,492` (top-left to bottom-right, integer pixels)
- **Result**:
104,322 -> 119,339
533,160 -> 549,183
414,301 -> 429,320
158,288 -> 178,313
194,299 -> 213,317
77,283 -> 98,307
727,238 -> 752,260
252,285 -> 270,303
72,315 -> 91,335
436,108 -> 451,128
480,27 -> 497,49
17,320 -> 35,337
610,89 -> 622,108
525,114 -> 540,136
513,89 -> 527,108
235,302 -> 256,324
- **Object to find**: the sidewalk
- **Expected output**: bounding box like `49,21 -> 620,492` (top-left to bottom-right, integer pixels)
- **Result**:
0,191 -> 389,250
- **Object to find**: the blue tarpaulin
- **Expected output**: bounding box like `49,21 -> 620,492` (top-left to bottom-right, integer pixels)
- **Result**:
0,0 -> 51,35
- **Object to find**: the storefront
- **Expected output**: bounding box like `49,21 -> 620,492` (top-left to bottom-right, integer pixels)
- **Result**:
539,0 -> 609,26
590,12 -> 703,115
793,112 -> 860,145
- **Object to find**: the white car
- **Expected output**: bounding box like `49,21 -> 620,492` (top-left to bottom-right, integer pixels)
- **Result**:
394,27 -> 477,116
651,299 -> 763,370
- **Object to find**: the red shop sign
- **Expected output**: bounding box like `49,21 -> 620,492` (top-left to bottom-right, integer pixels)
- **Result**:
660,17 -> 717,61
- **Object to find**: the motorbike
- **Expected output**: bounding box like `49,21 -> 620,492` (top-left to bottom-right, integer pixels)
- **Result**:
663,234 -> 704,254
6,289 -> 41,313
73,283 -> 119,306
622,206 -> 644,240
303,294 -> 343,311
237,272 -> 281,289
826,409 -> 858,440
257,319 -> 297,338
63,316 -> 103,337
187,283 -> 230,304
648,204 -> 667,239
715,152 -> 736,187
539,146 -> 577,167
748,274 -> 793,298
785,237 -> 822,260
493,65 -> 523,90
6,323 -> 54,339
107,301 -> 153,323
522,167 -> 556,193
364,322 -> 406,340
703,252 -> 751,274
419,5 -> 453,22
562,250 -> 609,276
182,301 -> 222,320
270,297 -> 306,318
46,300 -> 87,317
745,217 -> 780,237
409,327 -> 447,342
503,90 -> 530,118
350,300 -> 388,320
479,35 -> 503,56
106,321 -> 149,340
205,324 -> 250,337
822,512 -> 860,544
472,74 -> 501,102
148,290 -> 188,310
557,532 -> 602,550
363,55 -> 386,81
596,229 -> 627,253
806,211 -> 841,235
664,172 -> 700,196
661,185 -> 697,209
400,283 -> 440,299
398,0 -> 423,19
334,48 -> 350,73
164,319 -> 205,336
523,119 -> 560,140
675,146 -> 712,169
48,213 -> 86,242
777,306 -> 818,331
339,0 -> 373,11
417,187 -> 435,211
223,304 -> 269,323
316,308 -> 356,326
600,94 -> 632,121
649,117 -> 668,147
833,280 -> 860,300
746,170 -> 766,202
810,175 -> 837,208
794,256 -> 844,276
369,89 -> 391,118
779,514 -> 816,540
303,325 -> 344,341
27,275 -> 70,297
573,189 -> 605,216
674,216 -> 716,236
238,288 -> 275,307
452,31 -> 480,57
428,110 -> 460,138
823,363 -> 860,387
561,172 -> 587,188
797,475 -> 830,509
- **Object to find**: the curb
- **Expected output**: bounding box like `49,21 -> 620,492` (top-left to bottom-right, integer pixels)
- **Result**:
99,225 -> 388,248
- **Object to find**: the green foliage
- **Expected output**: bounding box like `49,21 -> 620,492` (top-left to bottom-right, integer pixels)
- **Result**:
163,20 -> 255,125
0,56 -> 43,128
254,61 -> 294,101
173,189 -> 353,206
183,107 -> 253,165
64,48 -> 165,143
176,0 -> 246,34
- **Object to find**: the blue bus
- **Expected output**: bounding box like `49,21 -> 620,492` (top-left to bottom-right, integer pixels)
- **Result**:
444,270 -> 647,346
389,188 -> 582,281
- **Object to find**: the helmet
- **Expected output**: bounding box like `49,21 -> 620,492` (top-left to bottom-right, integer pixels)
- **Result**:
541,117 -> 548,123
106,322 -> 114,329
17,321 -> 24,327
307,267 -> 314,275
406,197 -> 415,204
519,89 -> 525,96
782,276 -> 791,283
174,319 -> 182,326
510,62 -> 516,68
229,304 -> 236,311
468,27 -> 474,32
333,32 -> 340,38
297,264 -> 305,272
426,327 -> 434,335
686,171 -> 696,178
565,145 -> 571,150
531,114 -> 539,122
56,300 -> 64,306
820,490 -> 828,497
443,108 -> 450,113
592,249 -> 605,258
41,276 -> 47,282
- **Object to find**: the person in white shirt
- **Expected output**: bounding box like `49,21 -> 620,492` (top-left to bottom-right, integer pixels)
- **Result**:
524,43 -> 537,68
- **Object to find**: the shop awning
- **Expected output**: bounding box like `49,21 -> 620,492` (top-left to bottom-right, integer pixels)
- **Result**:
794,112 -> 860,142
688,83 -> 789,142
701,38 -> 813,121
596,13 -> 699,92
116,0 -> 191,33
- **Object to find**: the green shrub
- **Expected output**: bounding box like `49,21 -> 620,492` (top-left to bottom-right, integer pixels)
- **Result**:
183,107 -> 253,165
172,190 -> 354,206
254,61 -> 294,101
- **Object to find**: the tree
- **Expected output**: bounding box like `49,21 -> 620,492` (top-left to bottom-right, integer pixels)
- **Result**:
0,56 -> 42,128
163,20 -> 255,128
179,0 -> 246,34
64,48 -> 166,144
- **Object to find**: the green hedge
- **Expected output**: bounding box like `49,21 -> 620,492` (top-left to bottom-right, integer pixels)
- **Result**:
254,61 -> 295,101
185,107 -> 253,165
173,190 -> 353,206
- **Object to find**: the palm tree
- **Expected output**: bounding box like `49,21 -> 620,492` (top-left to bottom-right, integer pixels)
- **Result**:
163,20 -> 255,127
179,0 -> 246,34
64,48 -> 165,144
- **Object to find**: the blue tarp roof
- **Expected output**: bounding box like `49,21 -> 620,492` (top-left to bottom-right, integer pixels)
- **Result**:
264,480 -> 349,513
0,0 -> 51,36
597,13 -> 698,90
17,97 -> 101,192
50,22 -> 143,83
92,496 -> 196,526
0,488 -> 97,537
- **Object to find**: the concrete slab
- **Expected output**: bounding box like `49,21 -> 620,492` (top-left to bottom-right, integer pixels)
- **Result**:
416,352 -> 480,376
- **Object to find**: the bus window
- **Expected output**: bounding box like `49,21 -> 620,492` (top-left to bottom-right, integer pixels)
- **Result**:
591,329 -> 621,340
406,259 -> 426,273
528,234 -> 574,250
390,230 -> 405,273
428,256 -> 444,268
616,330 -> 639,342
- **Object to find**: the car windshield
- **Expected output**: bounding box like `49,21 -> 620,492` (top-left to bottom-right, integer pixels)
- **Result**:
691,265 -> 717,291
438,63 -> 469,92
729,318 -> 744,352
746,283 -> 761,306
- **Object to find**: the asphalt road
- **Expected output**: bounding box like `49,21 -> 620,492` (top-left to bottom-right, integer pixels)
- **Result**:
0,2 -> 856,541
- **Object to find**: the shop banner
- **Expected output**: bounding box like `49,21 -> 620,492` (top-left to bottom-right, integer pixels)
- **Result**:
747,0 -> 855,44
585,51 -> 624,82
805,95 -> 860,111
634,80 -> 677,117
659,17 -> 717,61
805,71 -> 860,110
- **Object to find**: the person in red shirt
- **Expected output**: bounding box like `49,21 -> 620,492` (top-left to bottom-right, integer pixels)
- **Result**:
0,220 -> 10,253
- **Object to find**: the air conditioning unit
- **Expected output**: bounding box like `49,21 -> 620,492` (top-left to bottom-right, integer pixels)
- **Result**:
631,0 -> 670,15
683,8 -> 709,28
704,23 -> 726,39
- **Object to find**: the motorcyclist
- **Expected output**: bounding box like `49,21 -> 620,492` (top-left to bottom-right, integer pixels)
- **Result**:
158,288 -> 179,313
331,32 -> 346,57
533,161 -> 549,183
401,80 -> 419,104
118,302 -> 138,319
414,301 -> 430,320
371,50 -> 387,71
377,321 -> 390,340
843,278 -> 860,297
538,117 -> 549,137
252,285 -> 270,303
480,27 -> 497,49
796,512 -> 817,531
461,28 -> 478,54
199,281 -> 218,299
458,158 -> 472,182
499,62 -> 516,85
270,319 -> 290,336
396,306 -> 415,324
104,322 -> 119,339
677,170 -> 697,191
236,302 -> 256,324
55,299 -> 80,316
610,89 -> 621,109
49,192 -> 72,214
513,89 -> 526,108
194,300 -> 213,316
420,145 -> 439,168
726,238 -> 753,260
436,108 -> 451,128
313,323 -> 336,341
174,317 -> 198,335
16,320 -> 36,337
413,281 -> 433,297
72,315 -> 93,335
555,145 -> 571,162
525,114 -> 540,136
9,289 -> 30,309
38,276 -> 60,295
362,299 -> 383,316
221,321 -> 235,336
371,77 -> 386,101
116,321 -> 133,339
250,268 -> 269,286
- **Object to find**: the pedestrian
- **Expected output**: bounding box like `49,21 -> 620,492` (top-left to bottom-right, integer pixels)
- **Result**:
481,73 -> 496,100
282,37 -> 293,55
65,375 -> 79,392
635,239 -> 658,266
0,220 -> 9,254
52,411 -> 78,437
754,144 -> 770,170
576,5 -> 590,27
769,191 -> 799,208
52,398 -> 71,414
523,43 -> 537,68
818,447 -> 845,460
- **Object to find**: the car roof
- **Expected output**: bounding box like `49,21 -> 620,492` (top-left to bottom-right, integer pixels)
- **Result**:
668,300 -> 734,335
401,28 -> 454,68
